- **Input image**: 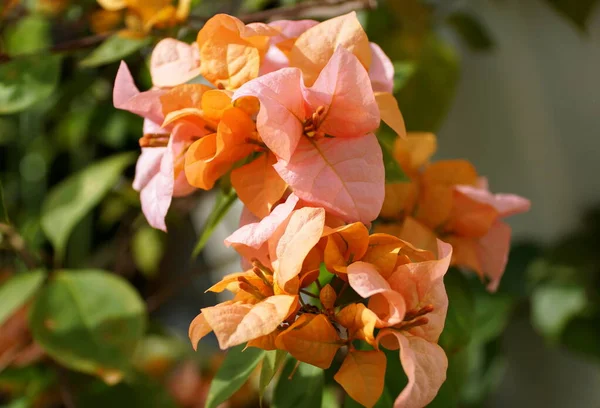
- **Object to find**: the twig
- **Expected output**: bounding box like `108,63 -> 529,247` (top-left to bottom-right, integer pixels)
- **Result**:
189,0 -> 378,24
299,289 -> 319,299
0,223 -> 38,269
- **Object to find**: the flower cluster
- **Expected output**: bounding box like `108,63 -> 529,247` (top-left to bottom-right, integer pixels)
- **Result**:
375,133 -> 531,292
114,11 -> 530,408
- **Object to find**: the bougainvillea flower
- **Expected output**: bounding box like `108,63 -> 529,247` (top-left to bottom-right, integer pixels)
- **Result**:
334,349 -> 387,408
284,12 -> 405,138
259,19 -> 319,75
273,133 -> 384,224
114,62 -> 202,230
377,133 -> 530,291
443,183 -> 531,291
224,193 -> 300,267
288,12 -> 371,87
96,0 -> 191,35
189,294 -> 298,350
150,83 -> 260,191
150,38 -> 201,88
234,46 -> 379,160
347,240 -> 452,407
196,14 -> 280,90
234,46 -> 383,223
369,43 -> 394,93
275,313 -> 343,369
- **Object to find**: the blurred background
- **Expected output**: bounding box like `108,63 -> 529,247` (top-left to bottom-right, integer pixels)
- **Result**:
0,0 -> 599,407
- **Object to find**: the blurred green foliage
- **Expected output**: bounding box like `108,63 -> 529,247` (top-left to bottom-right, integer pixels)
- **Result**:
0,0 -> 598,407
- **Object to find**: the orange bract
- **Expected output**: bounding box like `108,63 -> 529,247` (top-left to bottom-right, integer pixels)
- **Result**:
275,313 -> 342,369
288,12 -> 371,86
196,14 -> 279,89
334,350 -> 387,408
231,153 -> 287,219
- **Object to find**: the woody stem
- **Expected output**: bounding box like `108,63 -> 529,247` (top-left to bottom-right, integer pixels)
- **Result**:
299,289 -> 319,299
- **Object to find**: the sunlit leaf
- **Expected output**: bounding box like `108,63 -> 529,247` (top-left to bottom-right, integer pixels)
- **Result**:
543,0 -> 599,31
273,359 -> 324,408
0,269 -> 46,326
40,152 -> 135,260
80,35 -> 151,68
0,55 -> 61,115
447,12 -> 495,51
29,270 -> 147,382
471,291 -> 515,344
132,225 -> 165,279
192,188 -> 237,257
531,283 -> 588,342
259,349 -> 287,403
205,345 -> 265,408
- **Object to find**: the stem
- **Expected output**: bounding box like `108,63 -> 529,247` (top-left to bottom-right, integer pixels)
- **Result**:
299,289 -> 319,299
335,282 -> 349,306
315,278 -> 323,291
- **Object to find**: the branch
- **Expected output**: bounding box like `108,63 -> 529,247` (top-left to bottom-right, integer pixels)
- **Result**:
190,0 -> 378,24
0,223 -> 38,269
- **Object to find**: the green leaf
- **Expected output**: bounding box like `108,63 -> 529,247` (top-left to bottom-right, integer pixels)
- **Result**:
205,345 -> 265,408
132,225 -> 165,279
377,130 -> 409,183
192,188 -> 238,257
0,365 -> 57,405
531,283 -> 588,342
29,269 -> 147,382
40,152 -> 135,260
273,359 -> 324,408
396,34 -> 460,132
323,386 -> 341,408
393,62 -> 416,93
471,291 -> 515,345
447,12 -> 495,52
543,0 -> 599,31
3,15 -> 51,56
439,269 -> 475,354
80,35 -> 151,68
259,350 -> 287,402
0,269 -> 46,326
0,55 -> 62,115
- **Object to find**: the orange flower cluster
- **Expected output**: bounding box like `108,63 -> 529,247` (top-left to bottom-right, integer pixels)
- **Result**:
114,10 -> 530,408
93,0 -> 191,36
191,204 -> 452,408
376,133 -> 530,291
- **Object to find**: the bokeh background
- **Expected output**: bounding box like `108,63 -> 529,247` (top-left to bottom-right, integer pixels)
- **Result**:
1,0 -> 599,407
